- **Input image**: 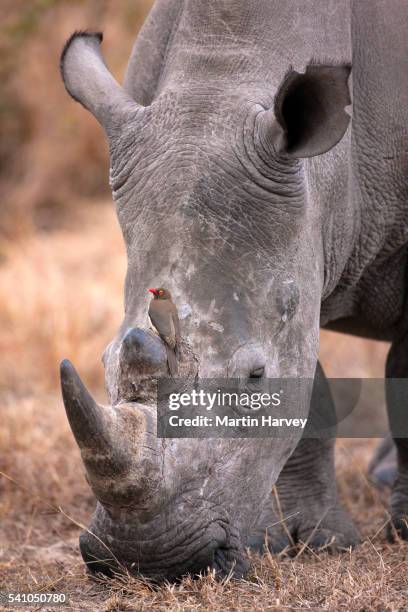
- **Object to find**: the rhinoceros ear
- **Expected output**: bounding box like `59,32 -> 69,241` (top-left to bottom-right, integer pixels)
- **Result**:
60,31 -> 142,137
258,64 -> 351,158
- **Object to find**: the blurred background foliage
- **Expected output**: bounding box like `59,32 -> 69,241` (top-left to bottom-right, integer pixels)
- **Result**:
0,0 -> 153,239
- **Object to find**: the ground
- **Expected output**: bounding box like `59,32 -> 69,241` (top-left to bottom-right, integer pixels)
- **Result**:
1,204 -> 407,611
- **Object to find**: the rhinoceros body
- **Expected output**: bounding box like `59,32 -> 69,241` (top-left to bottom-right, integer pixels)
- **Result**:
60,0 -> 408,579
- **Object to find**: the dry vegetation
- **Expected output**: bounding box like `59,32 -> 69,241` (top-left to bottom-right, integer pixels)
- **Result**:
0,0 -> 152,240
1,1 -> 407,610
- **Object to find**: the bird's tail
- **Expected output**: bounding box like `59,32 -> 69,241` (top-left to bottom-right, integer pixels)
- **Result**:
165,345 -> 178,377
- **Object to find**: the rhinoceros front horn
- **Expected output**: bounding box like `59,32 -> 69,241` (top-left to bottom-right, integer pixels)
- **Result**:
60,359 -> 114,453
60,360 -> 160,504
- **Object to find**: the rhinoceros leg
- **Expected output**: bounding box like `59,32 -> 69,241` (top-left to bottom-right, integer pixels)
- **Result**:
385,337 -> 408,541
248,362 -> 360,554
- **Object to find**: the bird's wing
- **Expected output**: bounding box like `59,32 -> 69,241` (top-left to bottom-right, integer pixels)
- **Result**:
149,306 -> 176,348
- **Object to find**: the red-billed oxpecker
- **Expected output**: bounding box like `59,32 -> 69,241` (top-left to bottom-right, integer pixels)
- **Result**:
148,288 -> 180,377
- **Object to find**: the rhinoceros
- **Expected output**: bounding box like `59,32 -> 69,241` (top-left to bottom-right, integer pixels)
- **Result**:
59,0 -> 408,580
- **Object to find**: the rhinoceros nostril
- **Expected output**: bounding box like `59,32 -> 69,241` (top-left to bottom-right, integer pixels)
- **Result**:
228,345 -> 266,380
249,366 -> 265,378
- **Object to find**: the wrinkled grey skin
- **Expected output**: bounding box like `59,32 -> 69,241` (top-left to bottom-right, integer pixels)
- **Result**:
59,0 -> 408,580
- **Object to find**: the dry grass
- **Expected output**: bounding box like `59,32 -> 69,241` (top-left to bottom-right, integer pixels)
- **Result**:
1,205 -> 407,610
1,413 -> 407,610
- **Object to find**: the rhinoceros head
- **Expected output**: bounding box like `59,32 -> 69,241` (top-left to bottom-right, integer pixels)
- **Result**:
60,23 -> 350,580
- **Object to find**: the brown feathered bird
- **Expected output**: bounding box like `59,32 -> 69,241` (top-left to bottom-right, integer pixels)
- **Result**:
148,288 -> 180,376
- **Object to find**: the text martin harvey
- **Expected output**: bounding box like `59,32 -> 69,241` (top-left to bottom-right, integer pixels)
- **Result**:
168,415 -> 308,428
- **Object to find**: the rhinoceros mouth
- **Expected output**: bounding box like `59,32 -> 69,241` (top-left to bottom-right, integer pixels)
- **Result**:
79,513 -> 249,581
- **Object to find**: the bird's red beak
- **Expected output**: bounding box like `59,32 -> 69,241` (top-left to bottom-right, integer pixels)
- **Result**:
148,288 -> 158,295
